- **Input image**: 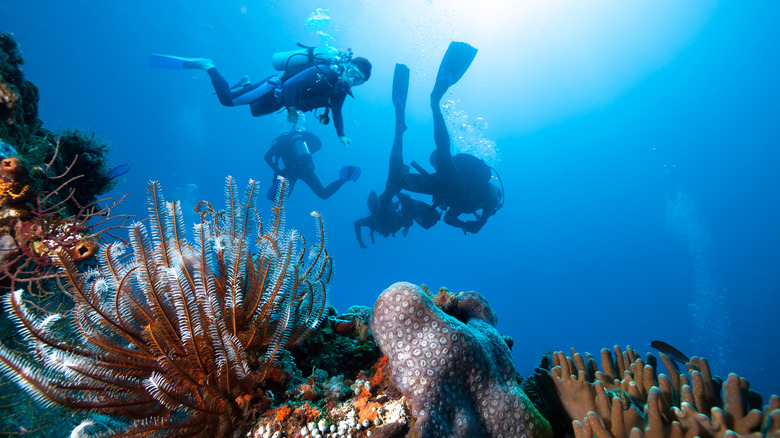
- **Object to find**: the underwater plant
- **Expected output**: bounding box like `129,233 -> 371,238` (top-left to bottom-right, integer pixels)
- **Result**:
0,176 -> 332,436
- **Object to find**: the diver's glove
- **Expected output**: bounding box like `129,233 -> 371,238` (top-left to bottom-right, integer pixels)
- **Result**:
339,136 -> 351,147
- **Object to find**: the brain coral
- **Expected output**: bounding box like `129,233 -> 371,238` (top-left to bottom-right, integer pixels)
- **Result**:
370,281 -> 552,438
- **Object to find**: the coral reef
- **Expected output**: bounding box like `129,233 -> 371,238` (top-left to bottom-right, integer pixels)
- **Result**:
0,176 -> 332,436
0,139 -> 128,295
0,32 -> 118,209
1,30 -> 777,438
370,281 -> 552,438
0,32 -> 38,133
539,345 -> 780,438
0,32 -> 125,295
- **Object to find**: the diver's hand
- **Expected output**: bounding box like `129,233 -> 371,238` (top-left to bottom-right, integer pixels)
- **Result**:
339,136 -> 351,147
358,240 -> 367,249
286,108 -> 299,124
463,221 -> 481,234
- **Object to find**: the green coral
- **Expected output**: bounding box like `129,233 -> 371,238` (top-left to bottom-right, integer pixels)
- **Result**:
0,32 -> 41,143
291,306 -> 381,379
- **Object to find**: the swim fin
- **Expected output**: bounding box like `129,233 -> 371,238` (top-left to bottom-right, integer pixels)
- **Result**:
392,63 -> 410,109
366,190 -> 380,215
148,54 -> 213,70
340,166 -> 361,182
397,193 -> 440,229
433,42 -> 478,95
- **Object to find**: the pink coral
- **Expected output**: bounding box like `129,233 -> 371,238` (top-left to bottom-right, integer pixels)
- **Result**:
370,281 -> 551,437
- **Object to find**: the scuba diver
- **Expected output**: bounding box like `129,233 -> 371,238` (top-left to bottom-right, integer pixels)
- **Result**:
149,45 -> 372,146
264,129 -> 361,200
353,191 -> 415,249
354,64 -> 440,248
388,42 -> 504,234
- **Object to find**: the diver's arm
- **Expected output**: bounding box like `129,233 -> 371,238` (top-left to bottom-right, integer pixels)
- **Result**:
331,92 -> 347,139
354,217 -> 369,249
442,209 -> 468,232
402,216 -> 413,237
264,144 -> 281,173
462,207 -> 496,234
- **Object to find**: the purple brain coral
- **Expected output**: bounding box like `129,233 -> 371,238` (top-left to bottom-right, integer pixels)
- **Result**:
370,281 -> 552,438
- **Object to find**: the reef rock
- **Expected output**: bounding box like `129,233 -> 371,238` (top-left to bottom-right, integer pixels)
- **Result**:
370,281 -> 552,438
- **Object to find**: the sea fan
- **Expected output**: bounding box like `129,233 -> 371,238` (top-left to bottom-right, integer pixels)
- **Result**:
0,176 -> 331,436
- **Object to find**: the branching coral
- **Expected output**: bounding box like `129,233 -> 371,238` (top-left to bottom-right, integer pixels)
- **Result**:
40,128 -> 118,208
543,345 -> 780,438
0,175 -> 332,436
0,139 -> 129,295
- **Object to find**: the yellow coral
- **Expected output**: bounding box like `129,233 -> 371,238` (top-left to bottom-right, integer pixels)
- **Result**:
0,181 -> 28,202
546,346 -> 780,438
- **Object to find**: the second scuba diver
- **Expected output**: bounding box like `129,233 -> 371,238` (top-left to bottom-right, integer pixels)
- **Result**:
264,129 -> 360,200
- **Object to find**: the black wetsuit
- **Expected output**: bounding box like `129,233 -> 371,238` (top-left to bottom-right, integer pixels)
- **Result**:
264,132 -> 347,200
386,82 -> 501,234
207,65 -> 349,137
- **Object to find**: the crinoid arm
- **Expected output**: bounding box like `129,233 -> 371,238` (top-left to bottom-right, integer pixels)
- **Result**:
0,175 -> 332,436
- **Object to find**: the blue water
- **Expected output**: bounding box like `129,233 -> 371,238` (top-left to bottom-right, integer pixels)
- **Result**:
3,1 -> 778,397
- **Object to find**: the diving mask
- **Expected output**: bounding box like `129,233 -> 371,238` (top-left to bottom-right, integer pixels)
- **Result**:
345,66 -> 366,86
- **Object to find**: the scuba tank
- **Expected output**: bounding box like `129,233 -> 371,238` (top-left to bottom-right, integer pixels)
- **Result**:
291,135 -> 312,158
271,44 -> 338,71
271,43 -> 354,80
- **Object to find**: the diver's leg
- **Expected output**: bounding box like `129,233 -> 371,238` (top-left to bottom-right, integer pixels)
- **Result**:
384,64 -> 411,205
298,166 -> 345,200
354,217 -> 371,248
430,42 -> 478,177
430,92 -> 454,177
206,68 -> 235,106
206,67 -> 275,108
381,104 -> 406,204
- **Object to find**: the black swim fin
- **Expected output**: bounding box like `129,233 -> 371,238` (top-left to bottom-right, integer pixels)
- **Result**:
340,166 -> 361,182
393,63 -> 410,109
433,42 -> 478,96
398,193 -> 440,230
366,190 -> 380,215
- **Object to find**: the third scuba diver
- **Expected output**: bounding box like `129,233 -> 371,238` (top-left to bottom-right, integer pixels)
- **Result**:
387,42 -> 504,234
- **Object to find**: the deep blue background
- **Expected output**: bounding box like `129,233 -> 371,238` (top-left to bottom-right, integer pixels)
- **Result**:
2,1 -> 778,397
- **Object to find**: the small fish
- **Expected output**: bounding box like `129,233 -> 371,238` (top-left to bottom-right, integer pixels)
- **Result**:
108,164 -> 130,179
0,140 -> 17,159
650,340 -> 689,365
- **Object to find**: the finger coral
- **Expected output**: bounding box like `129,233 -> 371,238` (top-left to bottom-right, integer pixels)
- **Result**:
0,175 -> 332,436
370,281 -> 552,438
543,345 -> 780,438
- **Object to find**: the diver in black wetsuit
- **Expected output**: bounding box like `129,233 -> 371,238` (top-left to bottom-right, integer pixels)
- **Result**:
264,130 -> 360,200
388,42 -> 503,235
353,64 -> 440,248
353,191 -> 415,248
150,50 -> 371,146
